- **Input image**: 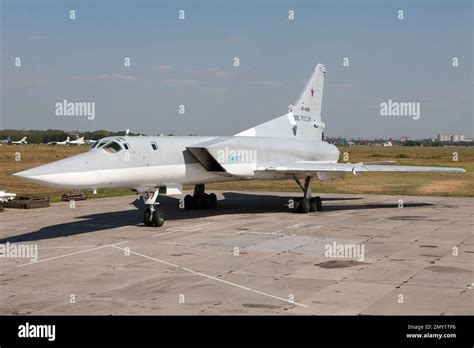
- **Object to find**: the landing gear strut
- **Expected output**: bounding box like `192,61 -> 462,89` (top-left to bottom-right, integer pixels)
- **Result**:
292,176 -> 322,213
184,184 -> 218,210
142,188 -> 165,227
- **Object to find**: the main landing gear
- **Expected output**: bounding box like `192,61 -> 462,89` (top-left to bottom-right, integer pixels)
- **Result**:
292,176 -> 323,214
184,184 -> 218,210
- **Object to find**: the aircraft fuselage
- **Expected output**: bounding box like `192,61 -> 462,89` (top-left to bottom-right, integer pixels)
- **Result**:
14,136 -> 340,191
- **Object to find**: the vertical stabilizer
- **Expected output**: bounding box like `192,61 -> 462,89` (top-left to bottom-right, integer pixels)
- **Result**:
236,64 -> 326,140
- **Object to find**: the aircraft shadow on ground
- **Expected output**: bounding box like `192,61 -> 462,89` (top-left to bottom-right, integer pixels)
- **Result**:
1,192 -> 432,243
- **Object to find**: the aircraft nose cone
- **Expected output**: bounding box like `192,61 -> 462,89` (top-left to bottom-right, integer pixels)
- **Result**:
14,160 -> 65,178
14,168 -> 41,178
13,152 -> 102,188
13,162 -> 69,187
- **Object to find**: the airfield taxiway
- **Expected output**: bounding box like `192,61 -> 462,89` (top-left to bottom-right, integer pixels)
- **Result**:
0,191 -> 472,315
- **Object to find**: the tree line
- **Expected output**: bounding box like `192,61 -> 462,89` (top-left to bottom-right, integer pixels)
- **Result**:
0,129 -> 143,144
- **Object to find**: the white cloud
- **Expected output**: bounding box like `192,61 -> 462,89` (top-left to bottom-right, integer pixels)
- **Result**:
72,74 -> 137,81
153,65 -> 174,71
247,80 -> 284,87
162,78 -> 199,86
187,67 -> 233,79
208,67 -> 231,79
3,80 -> 50,88
200,86 -> 230,95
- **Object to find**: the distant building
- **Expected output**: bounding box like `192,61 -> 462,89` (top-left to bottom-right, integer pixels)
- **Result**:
438,133 -> 451,141
438,133 -> 465,142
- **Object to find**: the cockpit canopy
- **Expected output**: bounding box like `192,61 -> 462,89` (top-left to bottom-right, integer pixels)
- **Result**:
102,141 -> 122,153
92,140 -> 107,149
92,137 -> 130,153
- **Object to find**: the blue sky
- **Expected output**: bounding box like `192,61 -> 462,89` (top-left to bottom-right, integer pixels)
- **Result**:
1,0 -> 472,138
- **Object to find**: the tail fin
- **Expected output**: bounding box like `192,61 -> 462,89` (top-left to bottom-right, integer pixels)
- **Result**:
20,137 -> 27,142
293,64 -> 325,124
236,63 -> 326,140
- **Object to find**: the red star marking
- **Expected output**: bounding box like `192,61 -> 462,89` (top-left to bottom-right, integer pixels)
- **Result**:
311,88 -> 314,97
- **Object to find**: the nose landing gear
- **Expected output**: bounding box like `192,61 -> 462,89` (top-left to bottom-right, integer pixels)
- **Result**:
144,205 -> 165,227
141,184 -> 219,227
142,188 -> 165,227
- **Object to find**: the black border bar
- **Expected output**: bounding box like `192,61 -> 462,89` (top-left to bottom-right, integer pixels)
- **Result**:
0,315 -> 472,346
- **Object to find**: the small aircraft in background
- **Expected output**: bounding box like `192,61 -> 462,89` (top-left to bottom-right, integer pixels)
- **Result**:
0,190 -> 16,203
48,136 -> 70,146
69,136 -> 86,146
84,138 -> 97,145
11,137 -> 28,145
0,136 -> 11,145
70,136 -> 97,146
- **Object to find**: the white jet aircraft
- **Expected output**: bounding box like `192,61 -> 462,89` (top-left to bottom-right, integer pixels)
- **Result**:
70,136 -> 96,145
70,136 -> 86,146
15,64 -> 465,227
11,137 -> 28,145
0,190 -> 16,203
84,139 -> 97,145
48,136 -> 70,146
0,136 -> 11,145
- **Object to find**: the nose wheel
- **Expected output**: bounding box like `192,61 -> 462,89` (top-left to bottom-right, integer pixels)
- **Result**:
144,206 -> 165,227
141,189 -> 165,227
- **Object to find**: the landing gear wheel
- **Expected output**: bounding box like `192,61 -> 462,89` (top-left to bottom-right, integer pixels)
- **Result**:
292,198 -> 301,213
152,208 -> 165,227
209,193 -> 218,208
193,195 -> 203,210
315,196 -> 323,211
203,194 -> 211,209
143,208 -> 153,226
309,198 -> 317,212
298,198 -> 310,214
189,184 -> 218,210
184,195 -> 193,210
